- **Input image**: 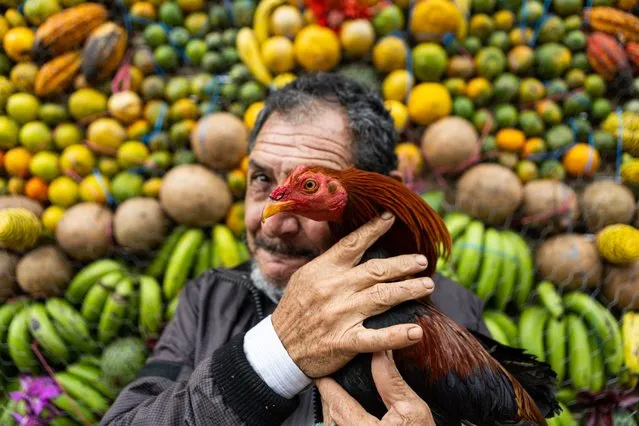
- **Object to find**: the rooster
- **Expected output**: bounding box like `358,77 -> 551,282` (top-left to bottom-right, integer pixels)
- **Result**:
261,165 -> 560,426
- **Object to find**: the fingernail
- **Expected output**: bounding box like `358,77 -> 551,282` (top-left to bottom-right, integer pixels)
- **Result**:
381,211 -> 393,220
415,255 -> 428,266
386,350 -> 394,361
423,278 -> 434,289
408,327 -> 423,340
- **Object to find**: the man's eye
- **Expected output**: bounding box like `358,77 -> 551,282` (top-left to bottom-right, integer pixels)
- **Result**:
251,173 -> 269,184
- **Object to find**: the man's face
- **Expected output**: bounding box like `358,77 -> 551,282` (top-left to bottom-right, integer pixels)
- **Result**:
245,105 -> 353,288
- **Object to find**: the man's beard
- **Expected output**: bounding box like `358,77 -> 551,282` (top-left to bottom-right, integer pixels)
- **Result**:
250,260 -> 285,304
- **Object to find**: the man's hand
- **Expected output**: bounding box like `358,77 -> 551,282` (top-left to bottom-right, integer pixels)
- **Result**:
316,351 -> 436,425
271,212 -> 435,378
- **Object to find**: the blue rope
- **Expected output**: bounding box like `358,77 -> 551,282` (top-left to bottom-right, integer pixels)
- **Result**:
142,102 -> 168,145
92,168 -> 116,207
531,0 -> 552,46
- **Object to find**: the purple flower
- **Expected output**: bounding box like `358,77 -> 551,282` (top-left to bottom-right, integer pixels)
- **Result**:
9,375 -> 62,424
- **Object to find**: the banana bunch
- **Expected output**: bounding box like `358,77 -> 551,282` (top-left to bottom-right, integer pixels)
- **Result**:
442,212 -> 534,310
622,311 -> 639,388
253,0 -> 287,45
236,27 -> 273,86
546,402 -> 578,426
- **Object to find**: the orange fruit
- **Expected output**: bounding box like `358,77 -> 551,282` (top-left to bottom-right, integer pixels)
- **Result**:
372,36 -> 406,73
496,128 -> 526,152
25,176 -> 48,202
395,142 -> 424,175
4,147 -> 31,177
244,101 -> 264,130
563,143 -> 600,177
407,83 -> 451,126
294,24 -> 341,72
521,137 -> 546,158
8,177 -> 24,195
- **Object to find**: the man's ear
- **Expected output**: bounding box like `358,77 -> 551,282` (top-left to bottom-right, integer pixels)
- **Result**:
389,170 -> 404,183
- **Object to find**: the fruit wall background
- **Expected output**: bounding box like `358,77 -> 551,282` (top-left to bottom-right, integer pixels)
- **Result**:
0,0 -> 638,424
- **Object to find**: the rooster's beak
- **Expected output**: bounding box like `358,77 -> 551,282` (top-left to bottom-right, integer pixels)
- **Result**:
261,200 -> 296,223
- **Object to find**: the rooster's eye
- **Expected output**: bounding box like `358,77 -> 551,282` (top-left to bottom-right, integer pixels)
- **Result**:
303,179 -> 318,192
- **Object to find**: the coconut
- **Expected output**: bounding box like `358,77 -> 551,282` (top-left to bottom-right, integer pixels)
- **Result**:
0,250 -> 19,300
56,202 -> 113,261
580,180 -> 636,232
16,245 -> 73,297
456,163 -> 524,225
602,260 -> 639,310
159,164 -> 232,227
114,197 -> 167,252
421,116 -> 480,171
520,179 -> 579,233
0,195 -> 43,217
535,234 -> 603,290
190,112 -> 248,170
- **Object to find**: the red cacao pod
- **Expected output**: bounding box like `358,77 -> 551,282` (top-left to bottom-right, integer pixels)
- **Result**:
587,32 -> 631,80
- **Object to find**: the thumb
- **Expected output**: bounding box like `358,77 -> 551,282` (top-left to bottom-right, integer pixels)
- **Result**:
371,350 -> 420,409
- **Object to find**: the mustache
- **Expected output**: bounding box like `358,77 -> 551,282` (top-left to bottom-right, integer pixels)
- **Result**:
253,235 -> 319,259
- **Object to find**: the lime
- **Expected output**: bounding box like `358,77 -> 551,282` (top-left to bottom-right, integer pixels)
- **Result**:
470,14 -> 495,40
154,45 -> 179,71
487,31 -> 510,51
221,47 -> 239,65
545,124 -> 573,150
149,151 -> 172,170
202,52 -> 225,73
473,108 -> 494,133
169,99 -> 198,121
133,49 -> 156,74
0,77 -> 15,112
546,78 -> 569,97
169,119 -> 195,146
0,116 -> 19,149
184,12 -> 210,36
143,177 -> 163,198
372,4 -> 404,36
209,5 -> 229,30
539,159 -> 565,180
143,24 -> 167,48
444,78 -> 466,97
239,81 -> 265,105
494,104 -> 518,128
199,101 -> 220,116
221,83 -> 238,102
563,30 -> 586,51
563,91 -> 591,116
141,76 -> 165,100
537,15 -> 565,44
24,0 -> 61,26
593,129 -> 615,152
29,151 -> 59,181
462,37 -> 482,55
518,1 -> 543,24
482,135 -> 497,152
553,0 -> 583,16
6,93 -> 39,124
564,15 -> 581,31
536,99 -> 563,125
190,73 -> 215,98
584,74 -> 605,98
571,52 -> 589,70
10,62 -> 38,92
494,10 -> 515,31
206,32 -> 223,50
59,144 -> 96,177
222,28 -> 238,46
178,0 -> 204,12
159,1 -> 183,26
111,172 -> 144,203
41,205 -> 64,233
229,102 -> 246,118
98,157 -> 119,177
592,98 -> 611,122
519,78 -> 545,103
48,176 -> 79,207
413,43 -> 448,82
473,0 -> 496,14
565,68 -> 585,89
493,73 -> 520,102
148,132 -> 170,151
165,79 -> 190,105
20,121 -> 52,153
229,64 -> 251,84
475,46 -> 506,79
37,103 -> 67,126
518,110 -> 545,137
53,123 -> 83,149
231,1 -> 254,27
68,88 -> 107,121
185,39 -> 207,65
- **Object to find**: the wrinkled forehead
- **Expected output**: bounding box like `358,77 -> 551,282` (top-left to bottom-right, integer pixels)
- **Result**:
249,110 -> 353,183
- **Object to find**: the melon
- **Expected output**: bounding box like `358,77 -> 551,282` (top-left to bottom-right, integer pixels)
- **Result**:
580,180 -> 636,232
190,112 -> 248,170
16,245 -> 73,297
520,179 -> 579,233
535,234 -> 602,290
55,203 -> 114,261
421,116 -> 480,170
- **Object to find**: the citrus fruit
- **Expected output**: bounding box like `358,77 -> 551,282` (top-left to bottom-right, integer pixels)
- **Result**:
53,123 -> 83,150
546,124 -> 574,150
535,99 -> 563,125
384,100 -> 409,132
372,36 -> 406,73
4,147 -> 31,177
29,151 -> 59,181
261,36 -> 295,74
79,174 -> 110,204
519,110 -> 545,137
41,205 -> 65,233
565,68 -> 585,89
395,142 -> 424,174
535,42 -> 571,79
7,93 -> 40,124
516,160 -> 538,183
68,88 -> 108,121
584,74 -> 606,98
521,137 -> 547,158
0,76 -> 15,112
413,42 -> 448,82
562,143 -> 600,176
452,96 -> 475,120
494,10 -> 515,30
111,171 -> 144,203
143,23 -> 167,48
496,128 -> 526,151
493,73 -> 520,102
472,108 -> 494,133
294,24 -> 340,72
466,77 -> 493,106
271,5 -> 303,38
10,62 -> 38,92
154,45 -> 179,71
444,78 -> 466,97
178,0 -> 204,13
563,30 -> 586,51
372,4 -> 404,36
108,91 -> 143,124
38,103 -> 68,126
239,81 -> 265,105
518,0 -> 544,24
0,116 -> 19,149
24,176 -> 48,202
507,45 -> 534,75
592,98 -> 612,122
59,144 -> 96,177
410,0 -> 464,42
340,19 -> 375,58
169,119 -> 196,146
185,39 -> 207,65
117,141 -> 149,169
446,56 -> 475,79
475,47 -> 506,79
563,92 -> 591,116
537,15 -> 565,44
23,0 -> 61,25
494,104 -> 518,128
487,31 -> 511,51
48,176 -> 79,207
519,78 -> 546,103
185,12 -> 210,36
169,99 -> 198,121
3,27 -> 35,62
159,1 -> 183,25
469,14 -> 495,39
98,157 -> 120,178
553,0 -> 583,16
86,118 -> 126,155
407,83 -> 452,126
130,2 -> 156,21
143,177 -> 163,198
20,121 -> 52,153
272,73 -> 297,89
509,27 -> 533,45
7,177 -> 24,195
244,101 -> 264,130
165,76 -> 190,102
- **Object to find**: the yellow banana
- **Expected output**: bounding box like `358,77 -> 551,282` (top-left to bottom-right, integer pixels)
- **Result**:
213,224 -> 241,268
253,0 -> 287,45
236,27 -> 273,86
622,311 -> 639,374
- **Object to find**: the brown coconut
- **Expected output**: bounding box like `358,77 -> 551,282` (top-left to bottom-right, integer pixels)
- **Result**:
520,179 -> 579,233
602,260 -> 639,310
16,245 -> 73,297
114,197 -> 167,252
190,112 -> 248,170
580,180 -> 636,232
535,234 -> 603,290
0,195 -> 44,217
0,250 -> 19,300
456,163 -> 524,225
159,164 -> 232,227
421,116 -> 480,171
56,202 -> 114,261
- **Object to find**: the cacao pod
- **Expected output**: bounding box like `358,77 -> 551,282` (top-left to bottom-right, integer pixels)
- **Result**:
585,6 -> 639,43
82,22 -> 128,84
34,51 -> 83,97
587,32 -> 631,81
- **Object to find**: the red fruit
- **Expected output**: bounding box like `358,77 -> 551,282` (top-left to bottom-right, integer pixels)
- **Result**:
586,32 -> 630,81
627,41 -> 639,69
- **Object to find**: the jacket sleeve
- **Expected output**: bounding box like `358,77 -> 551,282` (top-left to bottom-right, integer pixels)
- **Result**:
99,272 -> 300,426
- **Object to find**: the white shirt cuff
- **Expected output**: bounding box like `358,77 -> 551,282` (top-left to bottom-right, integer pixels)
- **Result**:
243,314 -> 312,399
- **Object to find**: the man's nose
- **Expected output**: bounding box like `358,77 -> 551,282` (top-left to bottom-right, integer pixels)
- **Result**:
261,211 -> 300,238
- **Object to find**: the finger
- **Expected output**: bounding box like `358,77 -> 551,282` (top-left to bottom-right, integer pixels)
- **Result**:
344,324 -> 423,353
371,351 -> 422,410
355,277 -> 434,317
316,377 -> 378,426
326,212 -> 395,267
346,254 -> 430,291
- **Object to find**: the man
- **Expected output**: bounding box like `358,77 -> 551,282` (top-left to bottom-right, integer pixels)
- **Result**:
101,73 -> 490,426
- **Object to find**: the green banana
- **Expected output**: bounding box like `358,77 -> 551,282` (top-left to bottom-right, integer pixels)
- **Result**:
493,231 -> 517,311
45,298 -> 95,353
450,230 -> 467,267
66,362 -> 117,400
562,292 -> 623,375
212,224 -> 241,268
443,212 -> 471,240
166,296 -> 179,322
28,303 -> 70,364
7,306 -> 38,372
518,305 -> 549,362
55,372 -> 110,415
81,269 -> 125,324
77,354 -> 102,369
0,300 -> 27,347
483,315 -> 511,346
66,259 -> 126,304
51,394 -> 98,425
537,280 -> 564,319
547,417 -> 561,426
566,314 -> 592,390
554,387 -> 577,405
98,276 -> 134,344
474,228 -> 502,301
163,228 -> 205,300
556,401 -> 578,426
139,275 -> 163,339
194,240 -> 211,277
50,416 -> 79,426
456,220 -> 485,288
482,310 -> 519,347
589,332 -> 606,391
145,225 -> 188,279
545,316 -> 567,385
503,231 -> 534,309
126,277 -> 140,330
210,236 -> 222,268
237,238 -> 251,263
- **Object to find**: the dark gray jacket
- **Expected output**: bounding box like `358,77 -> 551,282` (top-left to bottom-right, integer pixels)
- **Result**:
100,262 -> 491,426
